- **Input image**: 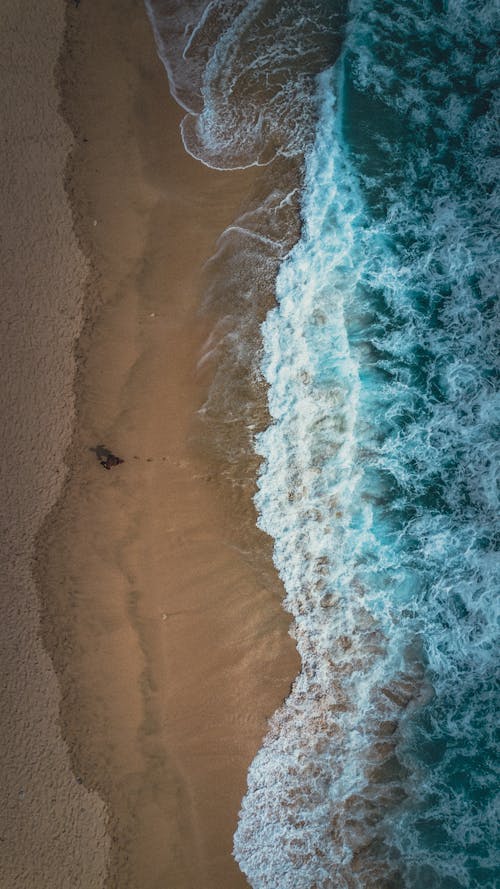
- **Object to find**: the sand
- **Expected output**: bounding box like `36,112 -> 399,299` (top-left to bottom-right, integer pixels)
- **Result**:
0,1 -> 109,887
29,2 -> 299,888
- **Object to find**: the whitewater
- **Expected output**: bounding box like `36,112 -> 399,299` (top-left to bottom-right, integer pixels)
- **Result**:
146,0 -> 499,886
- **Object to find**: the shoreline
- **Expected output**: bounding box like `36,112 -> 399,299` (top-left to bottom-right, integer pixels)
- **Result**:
37,2 -> 300,887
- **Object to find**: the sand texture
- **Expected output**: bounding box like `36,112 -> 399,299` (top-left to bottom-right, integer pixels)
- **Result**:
34,2 -> 300,888
0,1 -> 109,887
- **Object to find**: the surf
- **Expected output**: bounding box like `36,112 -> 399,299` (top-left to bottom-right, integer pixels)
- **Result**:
235,1 -> 499,885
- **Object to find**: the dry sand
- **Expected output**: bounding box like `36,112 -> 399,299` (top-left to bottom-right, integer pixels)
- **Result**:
31,2 -> 300,889
0,1 -> 109,887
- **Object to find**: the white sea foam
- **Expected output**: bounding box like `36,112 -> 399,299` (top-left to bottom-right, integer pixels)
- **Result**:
234,65 -> 419,889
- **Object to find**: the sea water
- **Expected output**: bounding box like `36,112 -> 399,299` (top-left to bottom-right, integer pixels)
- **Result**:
146,1 -> 499,886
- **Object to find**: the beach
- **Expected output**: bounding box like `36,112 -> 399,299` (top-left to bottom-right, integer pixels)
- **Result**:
31,1 -> 299,888
3,0 -> 496,887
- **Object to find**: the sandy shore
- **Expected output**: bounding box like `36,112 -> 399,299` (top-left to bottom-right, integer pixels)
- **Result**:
0,1 -> 109,887
34,2 -> 299,888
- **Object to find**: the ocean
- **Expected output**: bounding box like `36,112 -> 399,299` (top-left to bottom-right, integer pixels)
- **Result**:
145,1 -> 499,887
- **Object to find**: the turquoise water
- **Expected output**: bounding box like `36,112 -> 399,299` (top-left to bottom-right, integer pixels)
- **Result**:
147,1 -> 499,885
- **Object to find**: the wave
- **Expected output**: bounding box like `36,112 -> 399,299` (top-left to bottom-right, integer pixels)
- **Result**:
234,1 -> 499,886
145,0 -> 345,169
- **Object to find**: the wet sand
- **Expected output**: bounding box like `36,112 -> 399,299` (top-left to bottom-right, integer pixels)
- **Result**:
36,2 -> 299,888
